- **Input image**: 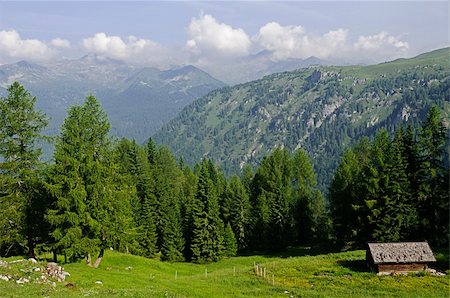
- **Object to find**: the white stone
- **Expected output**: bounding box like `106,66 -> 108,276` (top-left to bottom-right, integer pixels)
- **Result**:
28,258 -> 37,263
0,275 -> 9,281
95,280 -> 103,284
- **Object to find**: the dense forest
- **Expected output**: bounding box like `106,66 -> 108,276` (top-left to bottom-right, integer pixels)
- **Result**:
153,48 -> 450,192
0,82 -> 448,266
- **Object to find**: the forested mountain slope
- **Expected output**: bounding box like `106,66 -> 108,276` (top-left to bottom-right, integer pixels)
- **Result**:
154,48 -> 450,190
0,55 -> 225,142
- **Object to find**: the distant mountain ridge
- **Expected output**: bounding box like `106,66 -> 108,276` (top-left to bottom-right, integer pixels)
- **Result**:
0,55 -> 226,142
153,47 -> 450,190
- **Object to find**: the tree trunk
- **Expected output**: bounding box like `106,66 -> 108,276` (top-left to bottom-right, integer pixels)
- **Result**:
93,248 -> 104,268
86,253 -> 92,267
52,250 -> 57,262
27,234 -> 35,259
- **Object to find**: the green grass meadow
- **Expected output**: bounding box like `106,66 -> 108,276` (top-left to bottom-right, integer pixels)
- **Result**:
0,248 -> 448,297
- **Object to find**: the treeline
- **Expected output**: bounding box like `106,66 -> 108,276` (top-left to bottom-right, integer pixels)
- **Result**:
0,83 -> 328,265
330,107 -> 449,247
0,82 -> 448,266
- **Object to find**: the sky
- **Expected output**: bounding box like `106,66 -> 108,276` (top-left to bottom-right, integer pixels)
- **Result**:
0,1 -> 448,67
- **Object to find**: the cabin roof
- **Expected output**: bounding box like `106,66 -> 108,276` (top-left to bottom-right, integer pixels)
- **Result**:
367,242 -> 436,264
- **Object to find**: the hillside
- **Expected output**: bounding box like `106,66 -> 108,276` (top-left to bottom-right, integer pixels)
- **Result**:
0,249 -> 448,297
0,55 -> 225,142
153,48 -> 450,190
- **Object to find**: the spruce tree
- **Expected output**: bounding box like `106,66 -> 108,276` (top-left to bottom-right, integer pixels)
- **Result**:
225,175 -> 251,251
223,223 -> 237,257
0,82 -> 48,257
190,160 -> 224,262
153,146 -> 184,261
417,106 -> 448,244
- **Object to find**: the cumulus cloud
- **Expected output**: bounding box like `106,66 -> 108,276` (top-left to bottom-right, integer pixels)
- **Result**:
186,13 -> 252,61
352,32 -> 409,61
254,22 -> 348,60
0,30 -> 56,62
82,33 -> 174,66
51,38 -> 71,49
252,22 -> 410,63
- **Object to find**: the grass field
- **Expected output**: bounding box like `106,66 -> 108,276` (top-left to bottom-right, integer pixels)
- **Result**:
0,247 -> 448,297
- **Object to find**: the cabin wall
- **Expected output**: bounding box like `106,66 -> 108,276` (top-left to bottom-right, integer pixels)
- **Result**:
376,263 -> 427,273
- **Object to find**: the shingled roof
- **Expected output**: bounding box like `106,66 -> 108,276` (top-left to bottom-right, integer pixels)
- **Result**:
367,242 -> 436,264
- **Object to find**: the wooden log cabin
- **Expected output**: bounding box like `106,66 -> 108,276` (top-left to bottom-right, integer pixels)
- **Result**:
366,242 -> 436,273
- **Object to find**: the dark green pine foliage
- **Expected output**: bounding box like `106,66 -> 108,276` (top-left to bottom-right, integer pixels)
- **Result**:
179,165 -> 197,260
329,137 -> 370,247
190,160 -> 224,263
222,223 -> 238,257
154,146 -> 184,262
291,149 -> 330,244
134,145 -> 158,257
46,96 -> 130,265
417,106 -> 448,245
357,129 -> 391,243
252,148 -> 293,250
372,128 -> 416,242
0,82 -> 48,257
224,175 -> 251,251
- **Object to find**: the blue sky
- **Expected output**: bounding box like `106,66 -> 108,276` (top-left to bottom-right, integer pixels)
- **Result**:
0,1 -> 448,66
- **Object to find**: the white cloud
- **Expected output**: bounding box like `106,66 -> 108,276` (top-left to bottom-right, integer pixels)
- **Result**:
254,22 -> 348,60
51,38 -> 71,49
352,32 -> 409,61
0,30 -> 55,62
253,22 -> 409,63
82,33 -> 174,66
186,13 -> 252,61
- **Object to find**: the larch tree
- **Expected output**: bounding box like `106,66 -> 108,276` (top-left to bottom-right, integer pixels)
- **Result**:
0,82 -> 48,258
46,95 -> 127,266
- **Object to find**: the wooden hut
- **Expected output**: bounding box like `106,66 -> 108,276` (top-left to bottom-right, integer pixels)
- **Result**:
366,242 -> 436,273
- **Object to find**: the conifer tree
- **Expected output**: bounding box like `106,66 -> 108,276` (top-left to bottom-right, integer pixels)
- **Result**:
292,149 -> 329,244
190,160 -> 224,262
223,223 -> 237,257
46,96 -> 127,266
252,148 -> 292,250
224,175 -> 251,251
153,146 -> 184,261
0,82 -> 48,257
417,106 -> 448,244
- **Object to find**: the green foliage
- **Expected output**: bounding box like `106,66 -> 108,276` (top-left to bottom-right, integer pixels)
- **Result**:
329,106 -> 449,247
0,82 -> 48,257
223,222 -> 238,257
46,96 -> 133,263
153,48 -> 450,192
190,160 -> 224,263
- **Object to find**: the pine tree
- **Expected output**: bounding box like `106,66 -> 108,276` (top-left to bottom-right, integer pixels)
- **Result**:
0,82 -> 48,257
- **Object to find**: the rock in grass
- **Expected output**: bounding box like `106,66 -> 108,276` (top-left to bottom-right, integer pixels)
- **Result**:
95,280 -> 103,285
16,277 -> 30,284
0,275 -> 10,281
28,258 -> 37,263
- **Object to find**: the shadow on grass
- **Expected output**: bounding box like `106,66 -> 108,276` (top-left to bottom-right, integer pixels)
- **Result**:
337,260 -> 369,273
